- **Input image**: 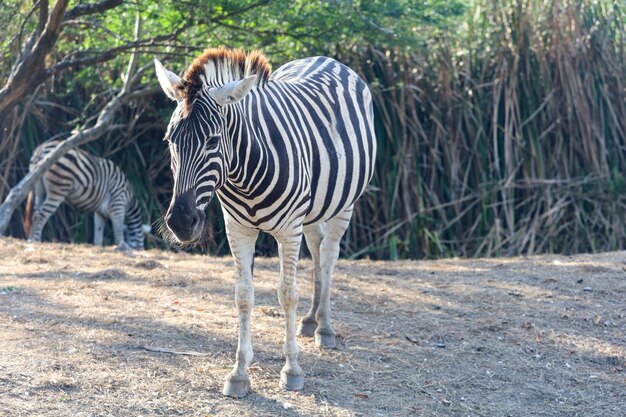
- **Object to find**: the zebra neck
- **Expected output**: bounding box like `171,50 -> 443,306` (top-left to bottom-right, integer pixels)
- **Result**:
223,103 -> 265,190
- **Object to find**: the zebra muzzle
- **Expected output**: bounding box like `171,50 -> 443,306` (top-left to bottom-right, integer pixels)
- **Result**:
165,190 -> 205,243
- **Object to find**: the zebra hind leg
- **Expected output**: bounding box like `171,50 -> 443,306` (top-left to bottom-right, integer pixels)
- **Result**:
276,227 -> 305,391
110,206 -> 130,251
297,223 -> 325,337
93,212 -> 106,246
315,206 -> 353,349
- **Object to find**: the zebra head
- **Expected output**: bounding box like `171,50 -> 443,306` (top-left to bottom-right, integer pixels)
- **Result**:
155,59 -> 257,243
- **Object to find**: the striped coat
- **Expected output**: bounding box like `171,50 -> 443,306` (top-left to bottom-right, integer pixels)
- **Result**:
24,141 -> 145,249
156,48 -> 376,396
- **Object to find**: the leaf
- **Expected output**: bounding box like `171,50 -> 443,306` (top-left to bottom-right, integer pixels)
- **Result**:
142,345 -> 208,356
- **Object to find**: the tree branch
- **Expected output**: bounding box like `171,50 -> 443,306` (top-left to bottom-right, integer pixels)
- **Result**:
13,1 -> 40,60
122,13 -> 142,94
37,0 -> 49,37
33,0 -> 70,54
64,0 -> 123,20
47,24 -> 195,76
220,0 -> 270,19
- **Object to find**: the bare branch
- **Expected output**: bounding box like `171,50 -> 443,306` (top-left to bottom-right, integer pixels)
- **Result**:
63,19 -> 132,43
37,0 -> 49,37
122,13 -> 142,94
64,0 -> 123,20
10,1 -> 40,61
33,0 -> 70,54
126,86 -> 161,100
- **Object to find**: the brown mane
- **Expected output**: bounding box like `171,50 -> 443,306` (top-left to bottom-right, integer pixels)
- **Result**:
177,48 -> 272,104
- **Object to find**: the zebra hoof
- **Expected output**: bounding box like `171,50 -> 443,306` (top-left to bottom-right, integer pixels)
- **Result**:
223,373 -> 250,398
280,370 -> 304,391
297,318 -> 317,337
115,242 -> 131,252
315,331 -> 337,349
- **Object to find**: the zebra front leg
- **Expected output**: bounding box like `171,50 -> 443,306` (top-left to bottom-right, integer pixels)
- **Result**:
315,207 -> 353,348
223,222 -> 258,398
93,212 -> 105,246
28,194 -> 66,242
276,229 -> 305,390
297,223 -> 325,337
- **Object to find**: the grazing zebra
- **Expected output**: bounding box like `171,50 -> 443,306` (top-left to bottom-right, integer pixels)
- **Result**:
24,140 -> 147,250
155,48 -> 376,397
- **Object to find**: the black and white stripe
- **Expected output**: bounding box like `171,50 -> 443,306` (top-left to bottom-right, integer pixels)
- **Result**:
156,50 -> 376,396
25,141 -> 145,249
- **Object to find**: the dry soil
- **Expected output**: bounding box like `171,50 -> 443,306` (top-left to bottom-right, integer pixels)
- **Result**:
0,238 -> 624,416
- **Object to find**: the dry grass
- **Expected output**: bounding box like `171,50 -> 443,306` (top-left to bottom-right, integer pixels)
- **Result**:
346,0 -> 626,259
0,237 -> 624,416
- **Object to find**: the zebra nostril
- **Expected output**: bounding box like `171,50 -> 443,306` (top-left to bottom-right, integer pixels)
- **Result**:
166,191 -> 204,241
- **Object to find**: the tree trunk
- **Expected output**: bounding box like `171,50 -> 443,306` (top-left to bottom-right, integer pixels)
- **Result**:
0,0 -> 70,118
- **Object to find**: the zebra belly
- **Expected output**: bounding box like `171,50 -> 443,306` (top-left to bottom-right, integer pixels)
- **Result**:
302,141 -> 368,226
67,185 -> 107,214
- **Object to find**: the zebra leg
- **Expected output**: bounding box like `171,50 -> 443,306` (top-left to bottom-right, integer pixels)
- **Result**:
276,228 -> 305,391
315,206 -> 353,349
93,212 -> 105,246
28,190 -> 67,242
297,223 -> 325,337
109,207 -> 129,250
223,221 -> 258,398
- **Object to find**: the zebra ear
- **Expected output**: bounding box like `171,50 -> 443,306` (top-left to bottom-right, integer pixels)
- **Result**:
209,75 -> 257,106
154,59 -> 182,101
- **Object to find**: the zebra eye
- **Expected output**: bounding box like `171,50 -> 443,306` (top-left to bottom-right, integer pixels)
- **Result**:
206,135 -> 220,150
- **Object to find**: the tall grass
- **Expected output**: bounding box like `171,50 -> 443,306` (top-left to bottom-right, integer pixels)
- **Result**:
344,0 -> 626,259
2,0 -> 624,259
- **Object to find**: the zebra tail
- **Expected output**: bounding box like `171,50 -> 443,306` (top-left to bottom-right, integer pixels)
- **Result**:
24,190 -> 34,237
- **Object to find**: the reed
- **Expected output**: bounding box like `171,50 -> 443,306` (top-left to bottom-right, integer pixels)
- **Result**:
343,0 -> 626,259
1,0 -> 624,259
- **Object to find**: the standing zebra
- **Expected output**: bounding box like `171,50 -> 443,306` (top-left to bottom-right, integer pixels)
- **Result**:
155,48 -> 376,397
24,140 -> 147,250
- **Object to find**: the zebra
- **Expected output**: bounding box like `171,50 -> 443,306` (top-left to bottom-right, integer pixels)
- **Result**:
155,48 -> 376,397
24,140 -> 148,250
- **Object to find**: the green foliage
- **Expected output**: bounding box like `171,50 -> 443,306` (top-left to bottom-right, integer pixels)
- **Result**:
2,0 -> 625,259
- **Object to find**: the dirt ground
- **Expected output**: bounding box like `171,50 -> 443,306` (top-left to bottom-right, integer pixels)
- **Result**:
0,237 -> 624,417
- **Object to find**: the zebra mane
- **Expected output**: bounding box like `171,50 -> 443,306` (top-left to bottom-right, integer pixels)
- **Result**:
178,48 -> 272,104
